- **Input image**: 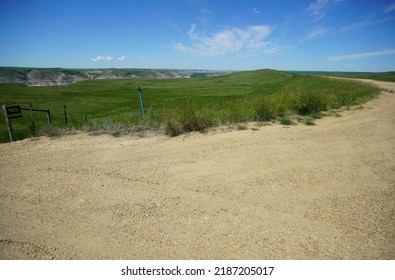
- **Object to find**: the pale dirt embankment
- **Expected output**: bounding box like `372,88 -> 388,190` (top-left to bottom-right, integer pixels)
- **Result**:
0,79 -> 394,259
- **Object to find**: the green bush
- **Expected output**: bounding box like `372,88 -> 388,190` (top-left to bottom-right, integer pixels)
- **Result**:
103,118 -> 122,136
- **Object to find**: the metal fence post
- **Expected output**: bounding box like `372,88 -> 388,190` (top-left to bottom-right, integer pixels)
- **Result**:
138,86 -> 145,116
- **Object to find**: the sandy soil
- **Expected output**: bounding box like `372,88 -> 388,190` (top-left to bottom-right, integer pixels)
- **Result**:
0,79 -> 394,260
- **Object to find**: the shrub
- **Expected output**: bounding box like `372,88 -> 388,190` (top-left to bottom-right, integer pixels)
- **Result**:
103,118 -> 122,136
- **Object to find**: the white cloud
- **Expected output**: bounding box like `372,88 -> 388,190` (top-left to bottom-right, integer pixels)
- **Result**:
91,56 -> 114,62
91,55 -> 126,62
385,2 -> 395,13
340,18 -> 392,32
307,0 -> 329,22
188,24 -> 197,36
327,49 -> 395,61
165,20 -> 181,32
174,25 -> 274,56
197,9 -> 213,26
306,0 -> 343,22
306,26 -> 330,39
283,13 -> 294,26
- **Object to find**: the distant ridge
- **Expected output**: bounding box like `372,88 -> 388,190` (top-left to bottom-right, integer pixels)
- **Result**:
289,70 -> 395,82
0,67 -> 230,86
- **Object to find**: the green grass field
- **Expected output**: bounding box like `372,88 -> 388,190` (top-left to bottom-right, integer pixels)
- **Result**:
0,69 -> 382,142
291,70 -> 395,82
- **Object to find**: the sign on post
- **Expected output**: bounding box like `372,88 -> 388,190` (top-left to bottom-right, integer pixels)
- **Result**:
5,105 -> 23,119
3,104 -> 51,142
2,105 -> 23,142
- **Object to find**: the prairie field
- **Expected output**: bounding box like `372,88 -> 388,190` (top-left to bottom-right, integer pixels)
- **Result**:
0,69 -> 382,142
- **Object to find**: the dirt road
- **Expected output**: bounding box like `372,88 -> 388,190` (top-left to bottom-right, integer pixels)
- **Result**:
0,79 -> 394,259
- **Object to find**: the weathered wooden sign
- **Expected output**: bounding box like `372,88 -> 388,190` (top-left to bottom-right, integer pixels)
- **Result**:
5,105 -> 23,119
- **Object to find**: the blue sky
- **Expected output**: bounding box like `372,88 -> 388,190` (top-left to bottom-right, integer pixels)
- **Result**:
0,0 -> 394,71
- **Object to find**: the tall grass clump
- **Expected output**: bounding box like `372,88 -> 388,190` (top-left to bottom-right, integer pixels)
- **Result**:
164,100 -> 216,137
39,124 -> 62,137
255,96 -> 285,121
227,106 -> 250,123
332,83 -> 379,107
279,116 -> 293,125
293,90 -> 330,116
223,98 -> 256,124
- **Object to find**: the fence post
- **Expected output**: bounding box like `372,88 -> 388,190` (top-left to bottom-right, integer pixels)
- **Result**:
64,105 -> 68,124
2,105 -> 13,142
29,102 -> 35,136
46,109 -> 51,124
138,86 -> 145,116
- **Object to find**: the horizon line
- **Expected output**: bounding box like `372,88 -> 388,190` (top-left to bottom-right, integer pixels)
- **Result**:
0,66 -> 394,73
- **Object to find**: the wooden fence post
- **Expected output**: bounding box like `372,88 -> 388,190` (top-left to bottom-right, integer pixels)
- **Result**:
2,105 -> 13,142
29,104 -> 35,136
